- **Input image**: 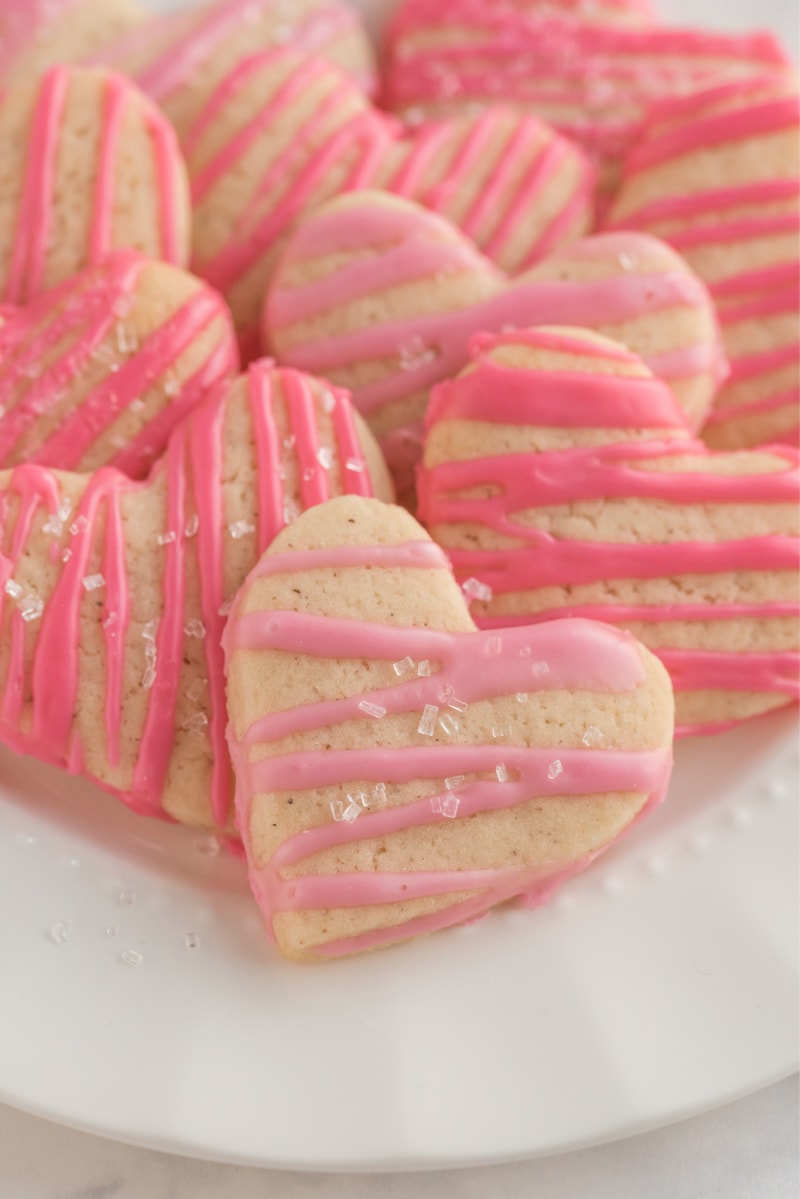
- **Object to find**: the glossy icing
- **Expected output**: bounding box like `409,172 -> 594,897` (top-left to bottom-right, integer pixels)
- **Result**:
2,66 -> 186,305
417,328 -> 800,735
383,1 -> 791,179
606,78 -> 800,447
0,251 -> 238,476
187,48 -> 594,350
224,538 -> 672,958
267,196 -> 725,484
103,0 -> 377,104
0,362 -> 375,829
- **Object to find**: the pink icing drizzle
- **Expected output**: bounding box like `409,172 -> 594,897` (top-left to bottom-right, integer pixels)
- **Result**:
104,0 -> 376,102
606,79 -> 799,442
0,363 -> 380,828
417,329 -> 800,733
223,543 -> 672,958
0,252 -> 238,477
185,47 -> 594,349
383,2 -> 790,173
267,201 -> 723,421
2,67 -> 186,305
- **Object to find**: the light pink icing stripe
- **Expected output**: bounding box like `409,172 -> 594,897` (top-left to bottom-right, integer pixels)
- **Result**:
223,557 -> 671,955
90,77 -> 127,261
102,489 -> 132,769
249,540 -> 451,582
126,0 -> 373,104
5,66 -> 68,304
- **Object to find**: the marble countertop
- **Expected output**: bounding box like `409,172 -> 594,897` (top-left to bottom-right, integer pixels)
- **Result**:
1,1076 -> 797,1199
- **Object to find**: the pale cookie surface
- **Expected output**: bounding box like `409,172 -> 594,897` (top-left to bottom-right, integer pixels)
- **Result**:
186,49 -> 593,354
607,76 -> 800,450
102,0 -> 377,141
224,494 -> 674,961
0,251 -> 238,477
265,191 -> 725,491
0,363 -> 392,834
0,66 -> 191,305
383,0 -> 791,190
418,327 -> 800,735
0,0 -> 144,91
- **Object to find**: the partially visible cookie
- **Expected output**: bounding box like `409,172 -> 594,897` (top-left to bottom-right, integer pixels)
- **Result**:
0,252 -> 238,477
103,0 -> 378,141
418,326 -> 800,735
186,49 -> 594,354
0,66 -> 191,305
0,0 -> 145,91
0,362 -> 393,834
223,494 -> 674,961
383,0 -> 791,190
606,76 -> 800,450
265,191 -> 725,490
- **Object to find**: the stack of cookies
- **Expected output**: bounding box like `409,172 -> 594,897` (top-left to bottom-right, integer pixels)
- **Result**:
0,0 -> 796,962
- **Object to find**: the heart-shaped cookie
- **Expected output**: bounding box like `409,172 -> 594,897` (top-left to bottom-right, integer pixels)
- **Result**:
223,494 -> 674,961
417,326 -> 799,736
0,65 -> 191,306
0,251 -> 238,477
0,361 -> 393,833
265,190 -> 725,490
185,47 -> 594,351
383,0 -> 791,190
0,0 -> 144,92
101,0 -> 378,140
606,76 -> 800,451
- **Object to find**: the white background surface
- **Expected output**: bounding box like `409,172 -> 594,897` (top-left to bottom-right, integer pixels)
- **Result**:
0,0 -> 798,1193
0,1077 -> 797,1198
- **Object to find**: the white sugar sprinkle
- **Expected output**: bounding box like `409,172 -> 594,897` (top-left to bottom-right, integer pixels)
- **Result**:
548,760 -> 564,781
417,659 -> 432,677
184,514 -> 199,538
345,457 -> 365,473
316,446 -> 333,470
418,704 -> 439,737
218,598 -> 233,617
20,595 -> 43,622
69,515 -> 88,536
302,467 -> 316,483
439,713 -> 459,736
228,520 -> 255,540
358,700 -> 387,719
448,697 -> 469,714
181,712 -> 208,735
283,499 -> 300,525
532,660 -> 549,678
330,800 -> 346,822
441,795 -> 460,819
102,612 -> 118,630
486,635 -> 503,656
516,692 -> 528,703
121,949 -> 143,967
445,775 -> 465,791
393,656 -> 415,677
184,932 -> 201,950
184,619 -> 206,638
82,573 -> 105,592
343,800 -> 361,823
118,888 -> 136,906
372,783 -> 388,807
49,920 -> 72,945
321,390 -> 337,414
496,763 -> 509,783
157,531 -> 177,546
492,725 -> 511,740
462,577 -> 493,603
4,580 -> 22,600
582,725 -> 605,748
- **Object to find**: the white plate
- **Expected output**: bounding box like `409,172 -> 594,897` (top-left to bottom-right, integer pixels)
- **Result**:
1,0 -> 798,1174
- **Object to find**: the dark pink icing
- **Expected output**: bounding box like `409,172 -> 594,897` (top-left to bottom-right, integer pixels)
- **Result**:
0,362 -> 377,828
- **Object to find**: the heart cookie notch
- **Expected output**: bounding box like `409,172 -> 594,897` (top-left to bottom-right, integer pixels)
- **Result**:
223,495 -> 674,961
418,326 -> 800,736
